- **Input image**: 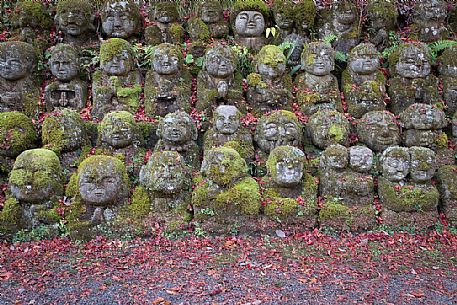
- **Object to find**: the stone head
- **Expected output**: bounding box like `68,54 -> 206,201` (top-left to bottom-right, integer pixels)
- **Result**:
254,110 -> 302,153
272,0 -> 294,30
157,111 -> 197,145
333,1 -> 358,25
414,0 -> 447,22
403,129 -> 437,148
100,38 -> 135,76
400,103 -> 447,130
42,109 -> 86,152
152,43 -> 182,75
0,41 -> 36,81
294,0 -> 316,31
255,45 -> 287,80
204,44 -> 236,78
55,0 -> 94,38
409,146 -> 436,183
101,0 -> 142,39
99,111 -> 139,149
357,111 -> 401,152
214,105 -> 242,135
199,0 -> 224,23
349,145 -> 373,173
0,112 -> 37,158
49,44 -> 79,82
9,149 -> 63,203
438,45 -> 457,77
301,42 -> 335,76
232,0 -> 270,37
307,110 -> 350,149
267,145 -> 305,186
320,144 -> 348,170
187,17 -> 211,41
366,0 -> 398,30
78,155 -> 129,206
14,0 -> 51,29
151,2 -> 179,24
380,146 -> 410,181
348,43 -> 380,75
393,43 -> 431,78
201,146 -> 248,186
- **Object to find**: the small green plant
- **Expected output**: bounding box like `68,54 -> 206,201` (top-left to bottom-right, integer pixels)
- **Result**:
201,208 -> 215,216
13,225 -> 55,242
194,225 -> 207,237
428,39 -> 457,62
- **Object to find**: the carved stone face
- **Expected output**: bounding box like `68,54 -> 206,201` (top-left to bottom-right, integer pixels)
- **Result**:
349,44 -> 380,75
403,129 -> 437,148
302,43 -> 334,76
235,10 -> 265,37
205,46 -> 236,78
334,2 -> 357,25
409,147 -> 435,183
358,111 -> 401,152
381,146 -> 410,181
256,45 -> 287,80
274,12 -> 293,30
396,44 -> 431,78
257,62 -> 286,80
79,156 -> 127,206
307,110 -> 350,149
349,146 -> 373,173
320,144 -> 348,170
101,49 -> 134,76
400,103 -> 447,130
56,4 -> 92,37
100,111 -> 135,149
152,44 -> 180,75
418,0 -> 447,22
42,110 -> 85,152
214,105 -> 241,135
9,149 -> 62,203
50,47 -> 79,82
160,112 -> 195,145
201,1 -> 222,23
102,0 -> 140,38
201,147 -> 247,186
268,146 -> 305,186
154,4 -> 178,24
0,49 -> 32,81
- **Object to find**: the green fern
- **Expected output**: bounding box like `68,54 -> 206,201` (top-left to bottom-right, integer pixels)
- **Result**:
323,34 -> 337,44
428,40 -> 457,61
335,51 -> 347,62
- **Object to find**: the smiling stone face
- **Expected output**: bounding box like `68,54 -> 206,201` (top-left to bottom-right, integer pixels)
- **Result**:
380,146 -> 410,182
0,41 -> 36,81
307,110 -> 350,149
214,105 -> 241,135
302,42 -> 335,76
235,10 -> 265,37
357,111 -> 401,152
101,0 -> 142,39
409,146 -> 436,183
348,43 -> 380,75
200,0 -> 223,23
100,38 -> 135,76
99,111 -> 136,149
152,43 -> 181,75
267,146 -> 305,187
204,45 -> 236,78
55,0 -> 93,39
349,145 -> 373,173
395,43 -> 431,79
159,111 -> 196,145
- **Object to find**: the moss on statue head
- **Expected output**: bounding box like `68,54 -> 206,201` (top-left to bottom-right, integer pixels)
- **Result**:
56,0 -> 93,17
202,146 -> 248,186
231,0 -> 271,25
151,2 -> 179,21
272,0 -> 295,19
294,0 -> 316,29
101,0 -> 142,26
152,43 -> 184,66
301,42 -> 334,67
367,0 -> 398,30
14,0 -> 52,29
255,45 -> 286,68
0,112 -> 37,157
266,145 -> 306,179
100,38 -> 134,65
188,17 -> 211,41
0,41 -> 37,72
388,42 -> 432,76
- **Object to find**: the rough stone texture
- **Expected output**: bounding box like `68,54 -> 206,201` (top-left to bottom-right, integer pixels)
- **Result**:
438,45 -> 457,115
436,165 -> 457,225
192,0 -> 228,39
144,2 -> 184,45
307,110 -> 350,149
101,0 -> 143,41
411,0 -> 448,42
357,111 -> 401,153
366,0 -> 398,51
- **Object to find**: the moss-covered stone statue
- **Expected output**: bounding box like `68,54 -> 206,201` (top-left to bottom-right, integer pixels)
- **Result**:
100,0 -> 143,41
378,146 -> 439,230
388,42 -> 441,114
203,105 -> 254,161
271,0 -> 295,44
192,0 -> 229,39
45,44 -> 87,112
438,45 -> 457,116
154,111 -> 200,170
192,146 -> 261,234
42,109 -> 91,179
366,0 -> 398,51
411,0 -> 449,42
357,110 -> 400,153
293,0 -> 317,41
6,149 -> 63,230
318,0 -> 360,53
247,45 -> 293,116
436,165 -> 457,225
318,144 -> 349,200
144,43 -> 192,117
54,0 -> 98,47
138,150 -> 192,230
0,41 -> 40,116
0,112 -> 37,175
295,42 -> 341,116
306,110 -> 350,150
231,0 -> 270,52
261,145 -> 317,226
196,45 -> 245,118
340,43 -> 386,118
186,16 -> 211,60
399,103 -> 447,149
91,38 -> 142,119
144,1 -> 185,45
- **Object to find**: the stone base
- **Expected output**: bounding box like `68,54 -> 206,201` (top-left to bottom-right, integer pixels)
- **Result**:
382,209 -> 438,231
319,203 -> 376,232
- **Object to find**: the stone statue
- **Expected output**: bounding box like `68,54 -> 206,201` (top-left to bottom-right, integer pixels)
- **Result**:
271,0 -> 295,44
340,43 -> 386,118
306,110 -> 350,149
438,45 -> 457,116
318,144 -> 348,199
186,16 -> 211,60
388,42 -> 441,114
144,1 -> 185,45
101,0 -> 143,41
247,45 -> 293,116
366,0 -> 398,51
144,43 -> 192,117
0,41 -> 40,116
295,42 -> 341,116
293,0 -> 317,42
231,0 -> 270,52
345,145 -> 375,205
192,146 -> 261,234
154,111 -> 200,169
188,0 -> 228,40
437,165 -> 457,225
45,44 -> 87,112
357,111 -> 401,153
9,149 -> 64,228
196,45 -> 244,118
54,0 -> 98,47
399,103 -> 447,149
411,0 -> 448,42
91,38 -> 142,119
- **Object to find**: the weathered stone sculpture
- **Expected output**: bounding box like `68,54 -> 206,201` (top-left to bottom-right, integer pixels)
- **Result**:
196,45 -> 244,118
295,42 -> 341,115
411,0 -> 448,42
247,45 -> 293,116
192,146 -> 261,234
45,44 -> 87,112
231,0 -> 270,52
366,0 -> 398,51
294,0 -> 317,41
203,105 -> 254,161
318,144 -> 349,200
0,41 -> 39,116
91,38 -> 142,119
357,111 -> 400,153
101,0 -> 143,41
346,145 -> 375,205
437,165 -> 457,225
271,0 -> 295,44
340,43 -> 386,118
438,45 -> 457,116
144,43 -> 192,117
144,1 -> 184,45
388,42 -> 440,114
306,110 -> 350,149
191,0 -> 228,39
154,111 -> 200,169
